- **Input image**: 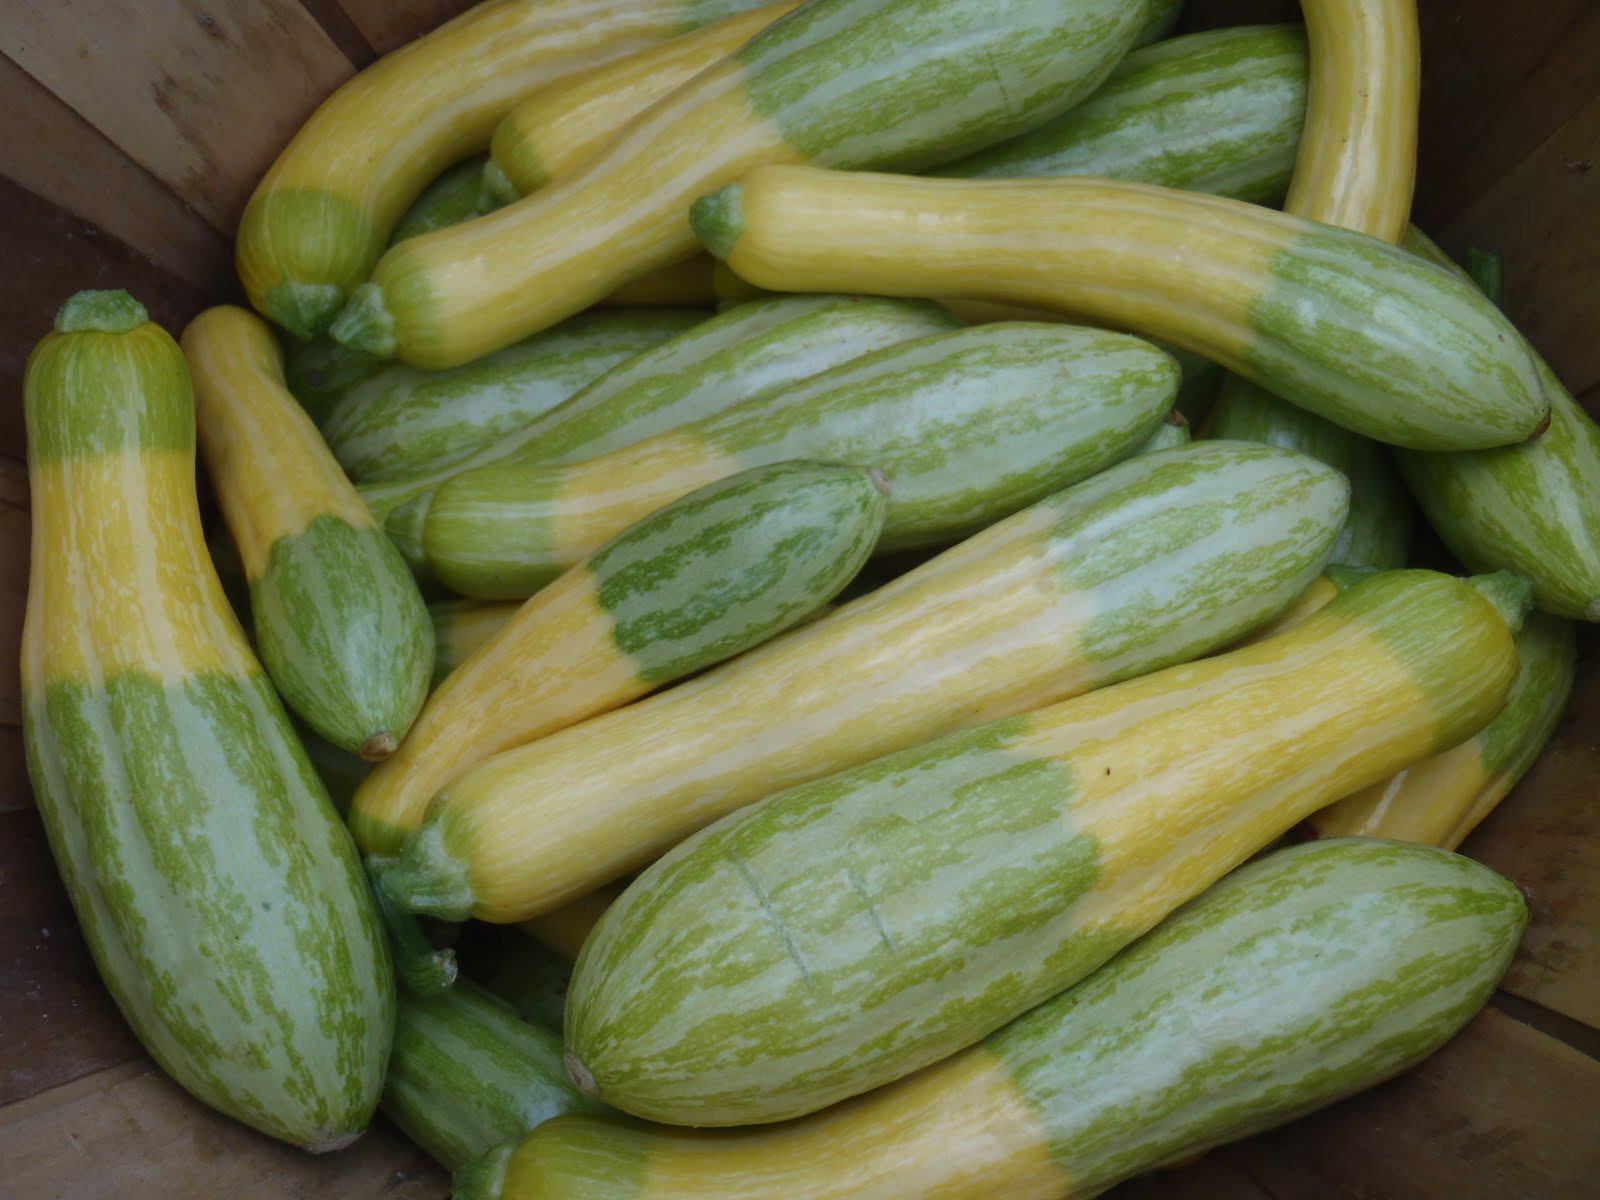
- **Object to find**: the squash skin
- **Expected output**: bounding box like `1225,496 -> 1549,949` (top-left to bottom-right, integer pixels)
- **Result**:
22,292 -> 394,1150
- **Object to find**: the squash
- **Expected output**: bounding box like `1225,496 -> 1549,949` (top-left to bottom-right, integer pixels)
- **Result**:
21,290 -> 393,1149
182,304 -> 434,759
691,165 -> 1550,451
419,322 -> 1179,597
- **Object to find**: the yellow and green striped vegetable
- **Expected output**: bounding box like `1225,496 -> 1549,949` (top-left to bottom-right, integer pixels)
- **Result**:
184,305 -> 434,759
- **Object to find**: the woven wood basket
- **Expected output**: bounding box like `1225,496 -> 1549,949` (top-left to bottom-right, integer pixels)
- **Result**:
2,2 -> 1596,1196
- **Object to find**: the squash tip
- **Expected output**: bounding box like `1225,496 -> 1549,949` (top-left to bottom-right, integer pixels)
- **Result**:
479,160 -> 527,209
564,1046 -> 598,1097
361,731 -> 400,761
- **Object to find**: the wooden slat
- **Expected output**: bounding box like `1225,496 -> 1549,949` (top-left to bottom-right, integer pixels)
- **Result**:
334,0 -> 476,56
1435,92 -> 1600,398
1417,6 -> 1600,233
1217,1006 -> 1600,1199
1110,1152 -> 1278,1199
1,2 -> 353,234
0,1062 -> 446,1200
1460,628 -> 1600,1032
296,0 -> 379,67
0,809 -> 143,1106
0,458 -> 26,729
0,57 -> 231,296
1412,1 -> 1589,227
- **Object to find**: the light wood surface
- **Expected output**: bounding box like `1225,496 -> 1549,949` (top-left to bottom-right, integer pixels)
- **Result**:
1,1 -> 1596,1197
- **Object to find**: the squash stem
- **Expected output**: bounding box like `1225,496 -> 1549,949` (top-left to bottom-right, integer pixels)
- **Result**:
55,289 -> 148,334
383,819 -> 479,922
690,183 -> 747,261
367,857 -> 459,994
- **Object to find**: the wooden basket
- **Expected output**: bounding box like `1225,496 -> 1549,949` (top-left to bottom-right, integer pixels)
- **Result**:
2,2 -> 1596,1196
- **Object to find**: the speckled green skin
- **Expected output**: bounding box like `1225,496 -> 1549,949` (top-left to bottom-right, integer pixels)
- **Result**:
252,517 -> 434,758
997,838 -> 1526,1194
1398,357 -> 1600,622
422,323 -> 1178,596
738,0 -> 1150,173
383,979 -> 605,1171
937,24 -> 1307,205
392,155 -> 498,244
1476,612 -> 1577,777
322,309 -> 700,482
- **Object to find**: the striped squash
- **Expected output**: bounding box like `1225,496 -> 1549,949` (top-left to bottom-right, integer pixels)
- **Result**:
327,0 -> 1153,367
351,460 -> 889,855
1306,611 -> 1578,848
391,154 -> 497,244
380,440 -> 1349,923
486,2 -> 803,202
419,322 -> 1179,598
183,305 -> 434,760
563,568 -> 1526,1125
383,978 -> 605,1171
936,23 -> 1309,204
365,293 -> 960,562
320,308 -> 701,483
463,838 -> 1526,1199
21,291 -> 394,1149
692,165 -> 1550,451
235,0 -> 777,339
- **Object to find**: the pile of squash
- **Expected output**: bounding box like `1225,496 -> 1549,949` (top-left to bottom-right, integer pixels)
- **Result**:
22,1 -> 1597,1196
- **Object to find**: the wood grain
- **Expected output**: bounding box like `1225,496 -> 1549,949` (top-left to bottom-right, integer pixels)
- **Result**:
0,57 -> 230,296
1214,1006 -> 1600,1200
0,809 -> 143,1108
1412,1 -> 1589,228
295,0 -> 379,67
333,0 -> 477,56
1435,91 -> 1600,398
1,1 -> 353,233
1461,628 -> 1600,1031
0,1062 -> 447,1200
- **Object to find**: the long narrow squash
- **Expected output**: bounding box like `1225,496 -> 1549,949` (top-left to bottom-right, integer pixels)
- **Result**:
486,2 -> 803,203
363,294 -> 960,553
1206,0 -> 1420,564
328,0 -> 1154,368
320,309 -> 701,483
465,838 -> 1526,1199
420,322 -> 1179,598
384,978 -> 606,1171
392,155 -> 497,244
1307,611 -> 1578,847
380,440 -> 1349,922
1396,248 -> 1600,621
184,306 -> 434,760
563,568 -> 1526,1125
236,0 -> 776,339
935,24 -> 1309,204
692,166 -> 1549,451
350,460 -> 889,854
21,291 -> 394,1149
